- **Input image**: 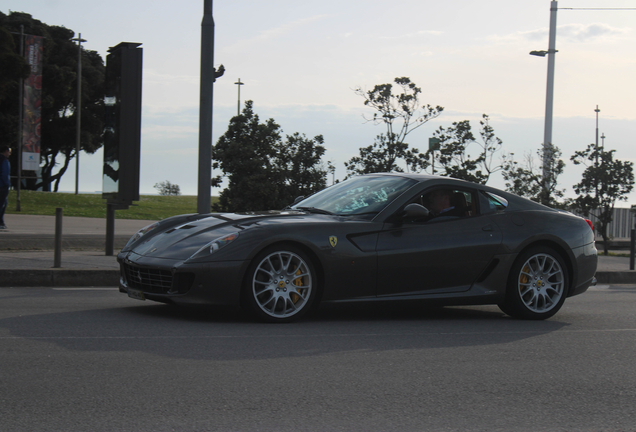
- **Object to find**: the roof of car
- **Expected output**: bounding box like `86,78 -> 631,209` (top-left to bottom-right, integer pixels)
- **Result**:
362,172 -> 445,180
363,172 -> 475,185
361,172 -> 554,212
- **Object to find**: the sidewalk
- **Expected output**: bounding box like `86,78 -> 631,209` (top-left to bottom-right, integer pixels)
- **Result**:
0,213 -> 154,251
0,214 -> 153,287
0,214 -> 634,287
595,254 -> 636,284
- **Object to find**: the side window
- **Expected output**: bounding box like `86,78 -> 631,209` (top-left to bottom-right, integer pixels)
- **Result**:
409,187 -> 477,221
480,191 -> 508,214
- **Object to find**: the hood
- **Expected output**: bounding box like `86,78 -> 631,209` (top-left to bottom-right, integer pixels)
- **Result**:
128,210 -> 324,260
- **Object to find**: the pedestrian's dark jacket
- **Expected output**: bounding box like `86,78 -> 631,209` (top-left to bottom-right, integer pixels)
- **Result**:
0,154 -> 10,189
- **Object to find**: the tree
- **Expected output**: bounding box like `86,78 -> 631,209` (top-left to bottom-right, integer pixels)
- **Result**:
0,26 -> 30,103
345,134 -> 419,175
0,12 -> 105,191
502,142 -> 566,206
154,181 -> 181,196
275,131 -> 328,202
212,101 -> 328,212
571,144 -> 634,255
0,25 -> 30,189
326,160 -> 336,185
345,77 -> 443,176
425,114 -> 505,185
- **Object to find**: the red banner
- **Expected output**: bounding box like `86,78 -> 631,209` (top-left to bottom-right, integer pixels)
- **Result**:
22,35 -> 43,171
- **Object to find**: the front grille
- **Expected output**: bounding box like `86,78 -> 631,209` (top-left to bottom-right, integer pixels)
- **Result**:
123,262 -> 173,294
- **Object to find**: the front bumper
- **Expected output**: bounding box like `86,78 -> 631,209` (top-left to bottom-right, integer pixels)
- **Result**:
118,252 -> 248,306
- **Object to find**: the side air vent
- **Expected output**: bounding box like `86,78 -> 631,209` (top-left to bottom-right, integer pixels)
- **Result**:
475,259 -> 500,283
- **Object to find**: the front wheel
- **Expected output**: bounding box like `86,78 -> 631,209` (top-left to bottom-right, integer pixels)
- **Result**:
244,245 -> 317,323
499,247 -> 568,320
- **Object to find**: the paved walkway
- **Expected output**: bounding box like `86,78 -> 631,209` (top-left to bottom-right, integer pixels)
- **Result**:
0,213 -> 154,251
0,213 -> 634,286
0,214 -> 153,286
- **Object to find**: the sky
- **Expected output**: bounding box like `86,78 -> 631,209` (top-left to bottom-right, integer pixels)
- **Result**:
3,0 -> 636,205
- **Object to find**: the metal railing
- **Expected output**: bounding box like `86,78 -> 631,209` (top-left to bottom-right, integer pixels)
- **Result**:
588,207 -> 634,240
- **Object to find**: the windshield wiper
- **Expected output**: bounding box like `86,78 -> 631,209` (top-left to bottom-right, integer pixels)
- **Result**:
296,206 -> 335,215
345,211 -> 378,216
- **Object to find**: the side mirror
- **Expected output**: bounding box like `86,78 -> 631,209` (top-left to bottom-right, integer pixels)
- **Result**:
402,203 -> 430,220
283,195 -> 306,211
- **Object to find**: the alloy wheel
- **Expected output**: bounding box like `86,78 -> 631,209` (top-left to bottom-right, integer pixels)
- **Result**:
516,253 -> 565,314
251,250 -> 313,319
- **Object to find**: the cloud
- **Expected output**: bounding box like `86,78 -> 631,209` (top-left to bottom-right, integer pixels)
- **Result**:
488,23 -> 631,44
143,69 -> 198,86
253,14 -> 330,41
378,30 -> 443,40
558,23 -> 630,42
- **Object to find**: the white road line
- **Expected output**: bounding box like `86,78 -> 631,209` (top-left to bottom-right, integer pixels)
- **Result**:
52,288 -> 119,291
2,328 -> 636,340
589,285 -> 610,290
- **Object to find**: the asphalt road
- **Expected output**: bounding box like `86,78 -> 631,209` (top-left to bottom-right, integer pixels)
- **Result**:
1,285 -> 635,432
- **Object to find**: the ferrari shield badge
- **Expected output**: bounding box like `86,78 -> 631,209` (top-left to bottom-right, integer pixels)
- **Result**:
329,236 -> 338,248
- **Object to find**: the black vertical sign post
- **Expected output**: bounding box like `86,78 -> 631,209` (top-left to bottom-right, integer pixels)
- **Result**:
630,205 -> 635,271
103,42 -> 143,255
429,138 -> 439,175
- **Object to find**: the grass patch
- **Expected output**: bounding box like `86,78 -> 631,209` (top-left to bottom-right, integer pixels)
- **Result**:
6,190 -> 219,220
608,251 -> 632,258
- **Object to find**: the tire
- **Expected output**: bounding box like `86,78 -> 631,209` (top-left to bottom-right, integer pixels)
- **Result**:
499,246 -> 568,320
244,245 -> 318,323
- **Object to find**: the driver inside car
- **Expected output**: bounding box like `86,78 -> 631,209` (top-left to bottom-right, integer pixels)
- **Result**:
426,189 -> 465,219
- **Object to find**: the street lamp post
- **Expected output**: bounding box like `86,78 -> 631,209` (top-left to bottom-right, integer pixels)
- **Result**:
594,105 -> 601,203
595,105 -> 601,159
234,78 -> 244,116
197,0 -> 215,214
530,0 -> 558,200
600,132 -> 605,150
16,25 -> 24,211
71,33 -> 86,195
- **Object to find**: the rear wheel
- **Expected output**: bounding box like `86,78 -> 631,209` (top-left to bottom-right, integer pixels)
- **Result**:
499,247 -> 568,320
244,245 -> 317,323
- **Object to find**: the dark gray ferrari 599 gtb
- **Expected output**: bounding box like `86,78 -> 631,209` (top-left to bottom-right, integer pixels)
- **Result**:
118,173 -> 598,322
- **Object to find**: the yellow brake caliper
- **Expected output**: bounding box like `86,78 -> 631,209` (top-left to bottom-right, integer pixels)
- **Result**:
290,268 -> 303,304
520,265 -> 530,286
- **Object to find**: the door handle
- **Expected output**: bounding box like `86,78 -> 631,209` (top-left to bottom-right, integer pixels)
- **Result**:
482,224 -> 494,232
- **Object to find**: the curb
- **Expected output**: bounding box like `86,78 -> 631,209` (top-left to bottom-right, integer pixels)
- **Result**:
0,270 -> 634,288
595,271 -> 636,285
0,235 -> 131,251
0,269 -> 120,287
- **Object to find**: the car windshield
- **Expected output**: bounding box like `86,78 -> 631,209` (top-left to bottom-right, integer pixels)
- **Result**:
292,175 -> 417,217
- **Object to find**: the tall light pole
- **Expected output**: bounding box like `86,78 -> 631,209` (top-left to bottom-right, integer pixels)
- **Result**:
600,132 -> 605,150
16,25 -> 24,211
234,78 -> 244,116
530,0 -> 558,201
595,105 -> 600,154
594,105 -> 601,205
197,0 -> 215,214
71,33 -> 86,195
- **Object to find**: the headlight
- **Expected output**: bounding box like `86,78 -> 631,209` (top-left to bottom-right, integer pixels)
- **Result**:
124,222 -> 160,248
190,232 -> 240,259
